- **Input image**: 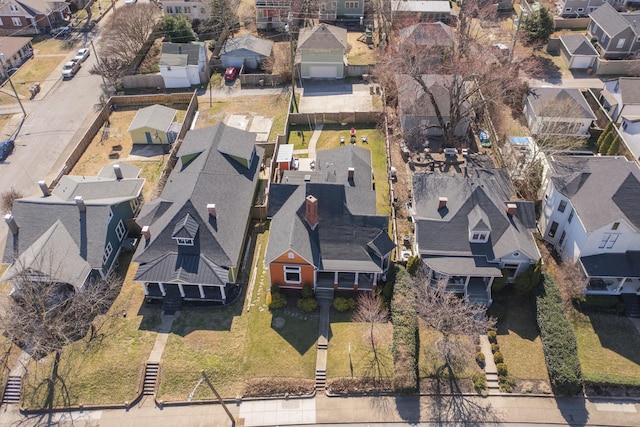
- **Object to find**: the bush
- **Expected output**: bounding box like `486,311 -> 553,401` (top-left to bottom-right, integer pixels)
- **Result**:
406,255 -> 421,276
499,374 -> 516,393
493,351 -> 504,364
1,188 -> 23,214
382,280 -> 394,302
536,272 -> 583,395
333,297 -> 352,312
297,297 -> 317,312
492,270 -> 509,293
491,343 -> 500,354
487,330 -> 497,344
496,363 -> 508,376
301,284 -> 314,299
269,291 -> 287,309
390,267 -> 418,393
514,259 -> 542,296
476,352 -> 486,368
472,372 -> 487,394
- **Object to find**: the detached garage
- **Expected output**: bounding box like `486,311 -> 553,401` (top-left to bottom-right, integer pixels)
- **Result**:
560,34 -> 599,70
296,24 -> 347,79
220,34 -> 274,70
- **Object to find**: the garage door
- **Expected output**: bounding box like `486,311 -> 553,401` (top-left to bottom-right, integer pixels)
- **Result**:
309,66 -> 337,79
571,56 -> 593,69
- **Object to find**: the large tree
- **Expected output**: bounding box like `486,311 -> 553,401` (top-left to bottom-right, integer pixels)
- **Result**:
520,6 -> 555,46
204,0 -> 240,40
352,291 -> 389,381
161,14 -> 197,43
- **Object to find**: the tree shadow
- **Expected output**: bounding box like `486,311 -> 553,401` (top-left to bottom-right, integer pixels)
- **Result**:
490,290 -> 539,341
588,313 -> 640,366
555,395 -> 589,426
520,55 -> 563,83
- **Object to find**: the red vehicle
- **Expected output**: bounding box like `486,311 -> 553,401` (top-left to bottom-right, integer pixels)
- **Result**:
224,66 -> 239,82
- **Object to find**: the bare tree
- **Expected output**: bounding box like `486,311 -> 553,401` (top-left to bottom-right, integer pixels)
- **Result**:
1,187 -> 23,214
203,0 -> 240,40
413,273 -> 495,375
352,292 -> 389,354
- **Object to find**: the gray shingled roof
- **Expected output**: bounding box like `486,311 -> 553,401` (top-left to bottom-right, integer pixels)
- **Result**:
580,251 -> 640,277
412,169 -> 538,273
398,22 -> 455,48
617,77 -> 640,105
297,24 -> 347,52
221,34 -> 273,57
550,156 -> 640,231
560,34 -> 598,56
161,42 -> 204,66
590,3 -> 629,37
128,104 -> 177,133
527,87 -> 596,120
396,74 -> 458,119
134,124 -> 264,284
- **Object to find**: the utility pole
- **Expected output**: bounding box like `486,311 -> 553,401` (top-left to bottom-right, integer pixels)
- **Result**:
285,13 -> 298,113
509,4 -> 528,63
200,370 -> 236,426
0,54 -> 26,117
90,39 -> 109,93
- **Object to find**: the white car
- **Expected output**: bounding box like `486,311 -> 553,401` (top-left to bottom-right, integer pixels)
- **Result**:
62,60 -> 81,79
124,0 -> 137,4
74,48 -> 90,62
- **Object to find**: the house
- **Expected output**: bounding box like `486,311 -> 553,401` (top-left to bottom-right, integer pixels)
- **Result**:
600,77 -> 640,123
266,145 -> 395,294
159,42 -> 209,89
410,169 -> 540,305
317,0 -> 364,23
295,23 -> 347,79
398,22 -> 455,50
538,155 -> 640,295
0,36 -> 33,79
390,1 -> 455,23
220,34 -> 273,70
255,0 -> 290,30
0,0 -> 69,35
587,3 -> 640,59
128,104 -> 180,146
395,74 -> 470,141
524,87 -> 596,137
1,163 -> 144,292
559,34 -> 599,70
134,123 -> 264,305
557,0 -> 623,17
159,0 -> 211,21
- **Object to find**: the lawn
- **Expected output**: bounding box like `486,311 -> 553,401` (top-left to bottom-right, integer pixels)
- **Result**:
157,225 -> 319,401
572,311 -> 640,387
22,256 -> 160,408
347,32 -> 376,66
0,265 -> 23,392
326,311 -> 394,379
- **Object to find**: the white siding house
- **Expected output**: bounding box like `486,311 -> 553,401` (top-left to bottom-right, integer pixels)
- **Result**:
160,42 -> 209,89
524,87 -> 596,137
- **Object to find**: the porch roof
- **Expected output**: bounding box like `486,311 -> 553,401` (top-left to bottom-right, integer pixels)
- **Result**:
580,251 -> 640,278
422,255 -> 502,277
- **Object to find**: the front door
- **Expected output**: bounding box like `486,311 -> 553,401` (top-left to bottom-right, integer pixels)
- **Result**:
145,132 -> 153,144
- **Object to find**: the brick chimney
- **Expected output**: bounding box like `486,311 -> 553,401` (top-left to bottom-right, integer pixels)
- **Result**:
207,203 -> 217,217
38,180 -> 50,197
75,196 -> 86,213
305,195 -> 319,229
348,167 -> 355,180
4,214 -> 18,235
438,197 -> 448,210
506,203 -> 517,216
113,164 -> 123,180
141,225 -> 151,241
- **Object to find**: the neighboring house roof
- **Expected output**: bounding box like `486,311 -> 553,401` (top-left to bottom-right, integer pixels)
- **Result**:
128,104 -> 177,133
161,42 -> 204,66
390,0 -> 454,14
2,163 -> 144,274
221,34 -> 273,57
396,74 -> 462,120
581,251 -> 640,278
398,22 -> 455,48
617,77 -> 640,105
412,169 -> 538,275
15,0 -> 67,15
549,155 -> 640,232
297,23 -> 347,52
526,87 -> 596,119
590,3 -> 631,38
159,53 -> 189,67
560,34 -> 598,56
134,124 -> 264,283
0,37 -> 32,58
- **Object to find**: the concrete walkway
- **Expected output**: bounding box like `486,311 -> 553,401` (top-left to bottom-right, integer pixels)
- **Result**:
293,124 -> 322,171
479,335 -> 500,395
148,311 -> 179,363
314,291 -> 332,391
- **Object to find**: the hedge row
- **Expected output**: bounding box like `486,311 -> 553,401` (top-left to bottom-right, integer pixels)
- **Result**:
390,267 -> 418,393
536,272 -> 584,395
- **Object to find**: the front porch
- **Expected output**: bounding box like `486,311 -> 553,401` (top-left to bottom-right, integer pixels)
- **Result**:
585,277 -> 640,295
143,281 -> 232,303
315,270 -> 380,292
432,275 -> 493,306
581,252 -> 640,295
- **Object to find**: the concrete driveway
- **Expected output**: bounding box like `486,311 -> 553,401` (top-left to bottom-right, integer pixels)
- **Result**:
297,81 -> 380,113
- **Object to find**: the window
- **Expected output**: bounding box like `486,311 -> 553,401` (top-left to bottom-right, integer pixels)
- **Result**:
284,266 -> 301,284
548,221 -> 559,238
115,220 -> 127,241
504,264 -> 519,278
176,6 -> 182,13
599,233 -> 619,249
175,237 -> 194,246
130,198 -> 139,213
612,222 -> 620,230
623,120 -> 628,130
166,6 -> 173,13
564,8 -> 572,12
0,18 -> 3,26
288,252 -> 294,259
345,1 -> 359,8
9,5 -> 18,11
616,38 -> 626,49
108,209 -> 113,223
471,232 -> 487,242
558,231 -> 566,247
568,209 -> 574,223
11,17 -> 21,26
558,200 -> 567,213
103,242 -> 113,264
577,8 -> 584,12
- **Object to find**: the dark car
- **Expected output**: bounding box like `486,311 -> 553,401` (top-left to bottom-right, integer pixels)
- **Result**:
51,26 -> 71,37
0,139 -> 15,161
224,66 -> 239,82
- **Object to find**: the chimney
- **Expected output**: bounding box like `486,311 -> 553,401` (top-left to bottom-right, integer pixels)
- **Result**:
4,214 -> 18,235
506,203 -> 517,216
438,197 -> 448,210
141,225 -> 151,241
75,196 -> 86,212
305,195 -> 319,229
207,203 -> 217,217
38,180 -> 50,197
348,167 -> 355,180
113,164 -> 123,180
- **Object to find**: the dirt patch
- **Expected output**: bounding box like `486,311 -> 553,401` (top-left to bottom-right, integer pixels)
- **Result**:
347,32 -> 375,65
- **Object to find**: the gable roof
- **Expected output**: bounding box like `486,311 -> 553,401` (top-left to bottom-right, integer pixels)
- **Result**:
396,74 -> 460,119
134,123 -> 264,281
15,0 -> 66,15
128,104 -> 177,133
161,42 -> 204,66
590,3 -> 636,37
221,34 -> 273,57
297,24 -> 347,52
617,77 -> 640,105
412,169 -> 538,273
526,87 -> 596,120
550,155 -> 640,231
398,22 -> 455,48
0,36 -> 32,58
560,34 -> 598,56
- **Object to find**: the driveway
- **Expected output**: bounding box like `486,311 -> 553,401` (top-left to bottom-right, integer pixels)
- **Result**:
297,81 -> 379,113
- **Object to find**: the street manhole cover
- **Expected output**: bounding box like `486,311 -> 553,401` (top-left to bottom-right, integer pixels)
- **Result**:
273,317 -> 285,328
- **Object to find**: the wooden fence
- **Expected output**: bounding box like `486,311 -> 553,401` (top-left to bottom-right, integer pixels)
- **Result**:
289,111 -> 383,125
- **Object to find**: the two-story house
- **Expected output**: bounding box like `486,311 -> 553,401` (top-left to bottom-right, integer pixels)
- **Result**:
255,0 -> 291,30
600,77 -> 640,123
159,42 -> 209,88
557,0 -> 623,17
317,0 -> 364,24
295,23 -> 347,79
524,87 -> 596,138
538,155 -> 640,295
0,0 -> 69,35
159,0 -> 211,22
587,3 -> 640,59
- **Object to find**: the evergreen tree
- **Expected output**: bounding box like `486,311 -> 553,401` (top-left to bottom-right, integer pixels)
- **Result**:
606,135 -> 620,156
162,14 -> 197,43
598,130 -> 615,154
597,122 -> 613,149
521,6 -> 555,45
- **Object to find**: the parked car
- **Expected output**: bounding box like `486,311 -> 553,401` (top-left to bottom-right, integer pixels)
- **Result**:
51,26 -> 71,37
124,0 -> 137,4
224,66 -> 239,82
62,60 -> 81,79
74,48 -> 90,62
0,139 -> 15,161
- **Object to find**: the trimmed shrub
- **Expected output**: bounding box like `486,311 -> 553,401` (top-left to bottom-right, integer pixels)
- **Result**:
347,297 -> 357,310
536,272 -> 583,395
406,255 -> 421,276
390,266 -> 418,393
491,343 -> 500,354
297,297 -> 317,312
598,129 -> 615,154
472,372 -> 487,394
487,330 -> 497,344
476,352 -> 486,368
493,351 -> 504,364
333,297 -> 351,312
269,291 -> 287,309
496,363 -> 508,376
606,136 -> 620,156
301,284 -> 314,299
499,374 -> 516,393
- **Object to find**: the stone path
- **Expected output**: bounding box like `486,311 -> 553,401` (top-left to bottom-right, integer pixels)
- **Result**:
480,334 -> 500,395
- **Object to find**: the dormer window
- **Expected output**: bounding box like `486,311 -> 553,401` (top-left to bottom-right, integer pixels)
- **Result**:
175,237 -> 194,246
470,232 -> 489,243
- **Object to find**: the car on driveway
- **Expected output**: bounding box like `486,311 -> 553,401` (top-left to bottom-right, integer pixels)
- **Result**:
224,66 -> 239,82
51,26 -> 71,37
0,139 -> 15,161
74,48 -> 90,62
62,60 -> 81,79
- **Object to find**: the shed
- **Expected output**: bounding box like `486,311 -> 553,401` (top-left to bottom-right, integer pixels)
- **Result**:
220,34 -> 274,70
559,34 -> 599,70
128,105 -> 178,145
276,144 -> 294,171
